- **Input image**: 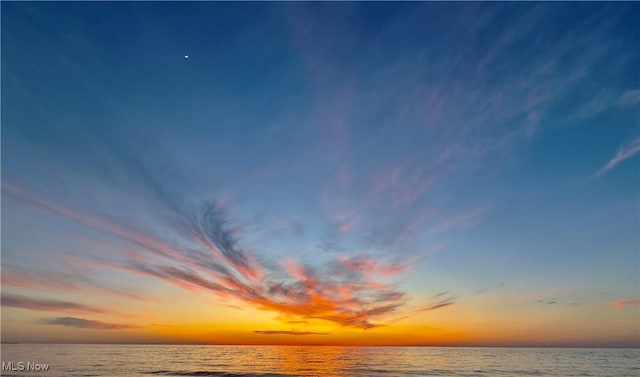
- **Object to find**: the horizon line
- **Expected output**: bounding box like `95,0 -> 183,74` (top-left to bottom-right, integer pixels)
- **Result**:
2,342 -> 638,349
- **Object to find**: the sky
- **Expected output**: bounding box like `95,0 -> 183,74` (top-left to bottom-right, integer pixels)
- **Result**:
1,2 -> 639,347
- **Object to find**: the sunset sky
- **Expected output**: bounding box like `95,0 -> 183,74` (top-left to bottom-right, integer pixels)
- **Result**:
1,2 -> 638,347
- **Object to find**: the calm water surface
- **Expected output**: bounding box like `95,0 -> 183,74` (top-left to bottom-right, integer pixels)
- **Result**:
1,344 -> 638,377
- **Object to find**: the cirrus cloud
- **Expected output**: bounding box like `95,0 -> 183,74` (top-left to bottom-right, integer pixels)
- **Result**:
595,138 -> 640,177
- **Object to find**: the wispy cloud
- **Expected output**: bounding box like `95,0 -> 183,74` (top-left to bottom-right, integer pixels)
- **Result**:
336,211 -> 359,233
1,182 -> 188,263
609,299 -> 640,308
261,256 -> 409,329
388,295 -> 458,324
254,330 -> 331,336
429,207 -> 488,235
38,317 -> 135,330
618,89 -> 640,107
1,293 -> 107,314
334,254 -> 413,278
416,298 -> 457,312
2,184 -> 265,297
368,165 -> 435,209
4,184 -> 436,329
595,138 -> 640,177
1,268 -> 148,302
105,247 -> 413,329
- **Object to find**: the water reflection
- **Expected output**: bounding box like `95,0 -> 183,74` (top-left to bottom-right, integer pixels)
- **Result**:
273,346 -> 367,376
1,344 -> 638,377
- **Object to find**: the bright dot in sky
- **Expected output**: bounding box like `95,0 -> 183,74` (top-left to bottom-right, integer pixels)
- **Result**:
184,54 -> 189,59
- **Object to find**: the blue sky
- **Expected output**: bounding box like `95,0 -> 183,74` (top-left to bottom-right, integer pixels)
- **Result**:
1,2 -> 639,346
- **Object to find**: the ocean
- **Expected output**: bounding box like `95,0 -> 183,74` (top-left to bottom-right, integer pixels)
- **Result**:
0,344 -> 638,377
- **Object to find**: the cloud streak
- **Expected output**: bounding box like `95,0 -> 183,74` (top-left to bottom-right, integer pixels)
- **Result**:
609,299 -> 640,308
388,295 -> 458,324
595,138 -> 640,177
38,317 -> 135,330
254,330 -> 331,336
1,293 -> 107,314
1,268 -> 148,302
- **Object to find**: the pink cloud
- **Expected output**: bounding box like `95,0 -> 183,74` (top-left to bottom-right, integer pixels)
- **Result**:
320,167 -> 360,233
336,211 -> 359,233
430,206 -> 488,234
595,138 -> 640,177
2,184 -> 449,330
1,269 -> 148,302
264,256 -> 417,328
1,183 -> 186,263
2,184 -> 265,288
336,254 -> 412,278
369,165 -> 434,209
609,299 -> 640,308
